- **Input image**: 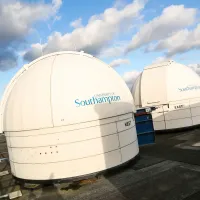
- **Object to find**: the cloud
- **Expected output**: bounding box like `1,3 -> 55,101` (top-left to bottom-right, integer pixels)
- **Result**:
52,0 -> 62,12
70,18 -> 83,28
99,46 -> 124,58
24,0 -> 147,62
123,70 -> 141,89
113,0 -> 127,9
99,41 -> 128,58
125,5 -> 197,53
47,0 -> 62,30
0,0 -> 61,46
147,24 -> 200,57
54,15 -> 62,22
152,56 -> 171,64
0,49 -> 18,71
23,43 -> 44,62
188,63 -> 200,76
48,15 -> 62,30
110,58 -> 130,67
0,0 -> 62,70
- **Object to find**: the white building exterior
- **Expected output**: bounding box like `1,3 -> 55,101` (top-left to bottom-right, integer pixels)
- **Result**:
0,51 -> 139,181
132,60 -> 200,131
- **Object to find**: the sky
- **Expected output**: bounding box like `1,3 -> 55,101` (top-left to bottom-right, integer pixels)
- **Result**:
0,0 -> 200,99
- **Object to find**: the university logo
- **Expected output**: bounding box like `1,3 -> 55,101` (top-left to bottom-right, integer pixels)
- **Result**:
75,93 -> 121,107
178,85 -> 200,92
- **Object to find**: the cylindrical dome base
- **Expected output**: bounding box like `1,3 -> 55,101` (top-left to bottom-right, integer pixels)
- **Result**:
6,113 -> 139,181
151,98 -> 200,131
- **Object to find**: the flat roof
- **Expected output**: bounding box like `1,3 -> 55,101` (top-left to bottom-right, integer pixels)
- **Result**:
1,128 -> 200,199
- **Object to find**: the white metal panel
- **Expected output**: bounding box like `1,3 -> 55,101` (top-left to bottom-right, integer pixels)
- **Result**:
190,98 -> 200,108
192,116 -> 200,125
165,118 -> 192,129
118,126 -> 137,147
141,66 -> 168,107
7,145 -> 13,161
164,109 -> 191,120
9,134 -> 120,163
163,105 -> 170,112
6,113 -> 133,138
4,56 -> 55,131
167,63 -> 200,102
152,112 -> 165,122
8,114 -> 139,180
151,106 -> 164,113
118,113 -> 133,121
6,136 -> 11,146
11,149 -> 122,180
191,107 -> 200,117
9,161 -> 16,176
51,54 -> 134,126
6,115 -> 119,137
0,67 -> 26,133
131,73 -> 142,108
3,85 -> 23,131
153,121 -> 166,130
8,122 -> 117,148
116,118 -> 134,132
121,141 -> 139,163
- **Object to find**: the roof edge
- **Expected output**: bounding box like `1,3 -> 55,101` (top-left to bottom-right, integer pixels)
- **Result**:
144,60 -> 174,70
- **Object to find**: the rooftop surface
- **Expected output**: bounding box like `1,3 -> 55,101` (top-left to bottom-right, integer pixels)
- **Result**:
1,128 -> 200,200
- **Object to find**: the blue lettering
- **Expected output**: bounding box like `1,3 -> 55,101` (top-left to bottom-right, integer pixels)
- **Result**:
178,85 -> 200,92
92,97 -> 98,104
75,94 -> 121,107
84,99 -> 92,105
97,98 -> 102,103
103,97 -> 108,103
80,101 -> 85,106
75,99 -> 80,107
107,96 -> 112,104
100,98 -> 104,103
117,96 -> 121,101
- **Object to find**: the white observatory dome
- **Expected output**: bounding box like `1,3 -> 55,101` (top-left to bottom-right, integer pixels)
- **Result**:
0,51 -> 139,181
132,60 -> 200,131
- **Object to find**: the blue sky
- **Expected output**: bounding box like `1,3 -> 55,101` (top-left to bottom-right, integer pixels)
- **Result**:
0,0 -> 200,98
